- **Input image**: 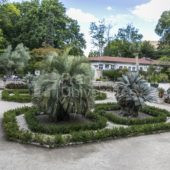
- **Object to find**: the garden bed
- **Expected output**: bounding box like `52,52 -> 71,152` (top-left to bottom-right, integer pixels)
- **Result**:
1,89 -> 31,103
3,103 -> 170,148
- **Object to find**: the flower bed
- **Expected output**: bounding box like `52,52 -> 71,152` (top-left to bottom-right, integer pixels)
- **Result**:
3,103 -> 170,148
2,89 -> 31,103
95,103 -> 169,125
24,108 -> 107,134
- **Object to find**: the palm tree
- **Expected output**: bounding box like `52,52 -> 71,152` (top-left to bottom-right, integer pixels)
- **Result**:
33,52 -> 94,122
0,43 -> 30,76
114,72 -> 156,117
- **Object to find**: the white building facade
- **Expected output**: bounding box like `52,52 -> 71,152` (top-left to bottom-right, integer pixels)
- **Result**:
88,56 -> 159,79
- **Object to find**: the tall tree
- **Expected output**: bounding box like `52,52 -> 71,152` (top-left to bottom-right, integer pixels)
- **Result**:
90,20 -> 107,56
155,11 -> 170,46
104,24 -> 143,58
0,43 -> 30,75
116,24 -> 143,43
0,0 -> 85,54
139,41 -> 155,58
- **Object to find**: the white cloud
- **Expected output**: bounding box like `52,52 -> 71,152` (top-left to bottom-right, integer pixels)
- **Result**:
106,6 -> 112,11
132,0 -> 170,21
66,8 -> 98,24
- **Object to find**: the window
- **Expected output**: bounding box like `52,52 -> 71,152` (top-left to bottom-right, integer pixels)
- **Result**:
94,65 -> 98,68
128,66 -> 131,71
140,67 -> 143,71
119,66 -> 123,69
111,65 -> 115,69
132,67 -> 136,71
105,64 -> 109,69
99,64 -> 103,70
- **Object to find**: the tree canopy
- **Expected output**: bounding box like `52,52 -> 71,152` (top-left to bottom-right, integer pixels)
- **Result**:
0,0 -> 85,54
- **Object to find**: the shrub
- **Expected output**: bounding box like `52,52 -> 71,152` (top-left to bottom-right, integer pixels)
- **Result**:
164,88 -> 170,104
2,89 -> 31,103
33,53 -> 94,122
95,103 -> 169,125
24,108 -> 107,134
3,106 -> 170,148
158,88 -> 165,98
6,83 -> 28,89
95,91 -> 107,100
103,69 -> 128,81
114,73 -> 157,117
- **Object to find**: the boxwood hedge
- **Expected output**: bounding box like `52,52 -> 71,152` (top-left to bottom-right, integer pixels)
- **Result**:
3,104 -> 170,148
24,108 -> 107,134
2,89 -> 31,103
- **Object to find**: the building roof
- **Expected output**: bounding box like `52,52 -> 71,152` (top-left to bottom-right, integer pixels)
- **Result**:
88,56 -> 156,65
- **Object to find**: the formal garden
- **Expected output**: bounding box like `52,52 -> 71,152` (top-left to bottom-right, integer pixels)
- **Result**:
0,0 -> 170,150
0,48 -> 170,148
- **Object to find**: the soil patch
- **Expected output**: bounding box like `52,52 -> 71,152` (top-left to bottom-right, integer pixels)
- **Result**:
106,110 -> 153,119
36,114 -> 92,125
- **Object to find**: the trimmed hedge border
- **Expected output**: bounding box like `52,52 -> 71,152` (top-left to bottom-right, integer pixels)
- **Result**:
2,89 -> 31,103
5,83 -> 28,89
95,91 -> 107,100
3,104 -> 170,148
95,103 -> 170,125
24,108 -> 107,134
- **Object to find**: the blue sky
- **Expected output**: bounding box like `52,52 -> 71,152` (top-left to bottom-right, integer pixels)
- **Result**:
60,0 -> 170,55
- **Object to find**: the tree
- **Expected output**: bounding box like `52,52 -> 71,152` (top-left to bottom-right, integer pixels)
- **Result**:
33,52 -> 94,121
116,24 -> 143,43
139,41 -> 155,58
155,11 -> 170,45
104,39 -> 135,57
0,0 -> 85,54
90,20 -> 107,56
88,50 -> 100,57
114,73 -> 156,117
0,43 -> 30,75
104,25 -> 143,57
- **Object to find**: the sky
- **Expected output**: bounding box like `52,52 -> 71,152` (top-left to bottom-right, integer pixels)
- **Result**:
60,0 -> 170,55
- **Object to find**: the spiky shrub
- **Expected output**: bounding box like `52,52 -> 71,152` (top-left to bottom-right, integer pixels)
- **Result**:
164,88 -> 170,104
114,72 -> 156,117
33,53 -> 94,122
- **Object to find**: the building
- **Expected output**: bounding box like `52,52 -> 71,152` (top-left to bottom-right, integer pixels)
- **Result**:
89,56 -> 157,72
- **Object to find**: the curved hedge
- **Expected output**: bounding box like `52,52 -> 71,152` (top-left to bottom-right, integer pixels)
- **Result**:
95,91 -> 107,100
6,83 -> 28,89
2,89 -> 31,103
3,104 -> 170,148
24,108 -> 107,134
95,103 -> 170,125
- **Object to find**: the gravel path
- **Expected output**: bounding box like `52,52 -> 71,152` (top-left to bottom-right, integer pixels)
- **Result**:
1,91 -> 170,170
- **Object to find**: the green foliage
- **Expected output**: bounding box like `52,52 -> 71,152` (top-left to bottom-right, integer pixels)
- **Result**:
139,41 -> 156,58
155,11 -> 170,45
104,39 -> 136,57
0,43 -> 30,75
24,108 -> 107,134
2,89 -> 31,102
103,68 -> 128,81
158,88 -> 165,98
6,83 -> 28,89
3,106 -> 170,148
90,20 -> 107,56
116,24 -> 143,43
95,91 -> 107,100
114,73 -> 156,117
98,103 -> 167,125
0,0 -> 85,53
164,88 -> 170,104
33,52 -> 94,122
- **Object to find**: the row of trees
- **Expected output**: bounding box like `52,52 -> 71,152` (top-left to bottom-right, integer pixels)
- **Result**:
0,0 -> 85,55
89,11 -> 170,60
